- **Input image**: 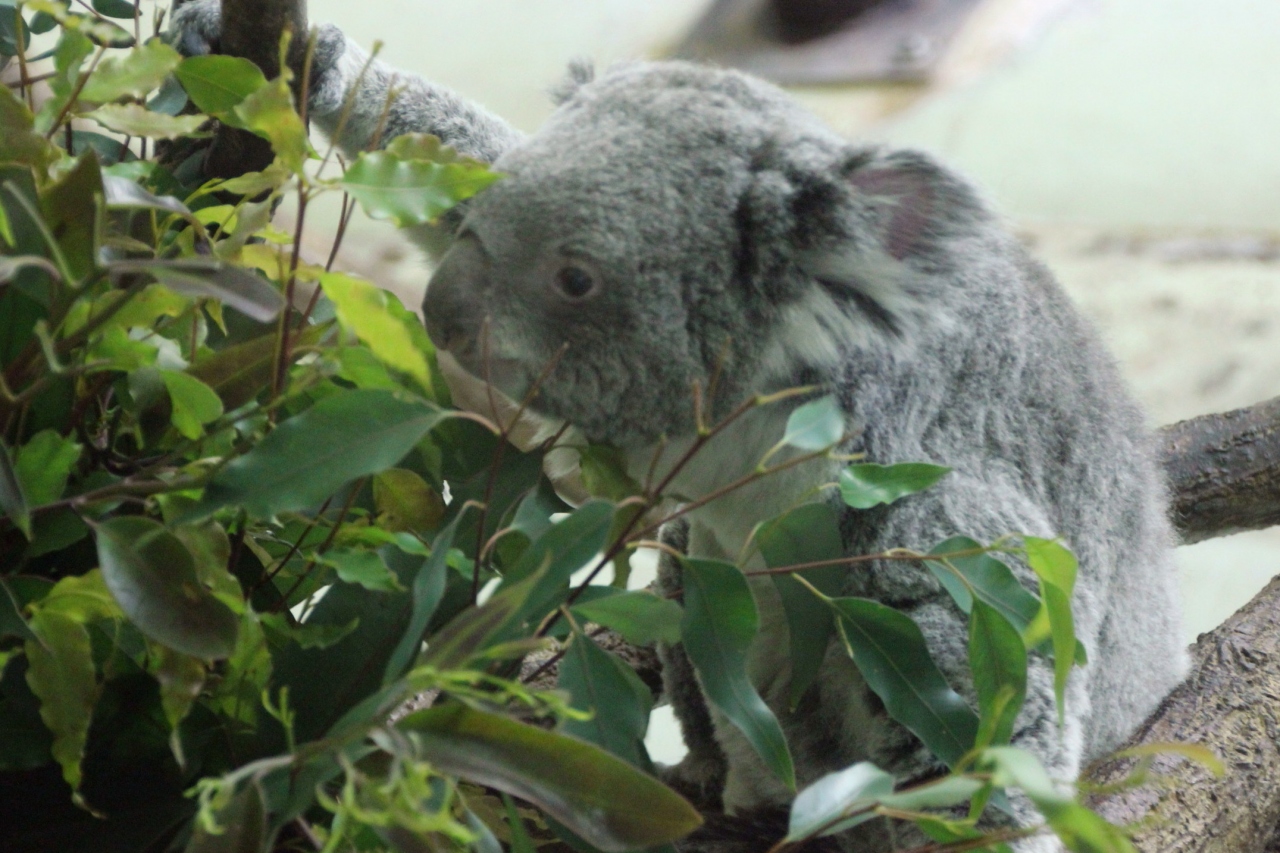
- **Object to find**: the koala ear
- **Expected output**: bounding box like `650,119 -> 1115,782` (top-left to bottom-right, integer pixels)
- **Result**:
789,148 -> 991,337
550,59 -> 596,105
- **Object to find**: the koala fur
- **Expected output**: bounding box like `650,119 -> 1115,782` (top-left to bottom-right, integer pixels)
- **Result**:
172,5 -> 1187,850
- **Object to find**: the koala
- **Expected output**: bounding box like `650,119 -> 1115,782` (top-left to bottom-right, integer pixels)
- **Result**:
172,4 -> 1187,850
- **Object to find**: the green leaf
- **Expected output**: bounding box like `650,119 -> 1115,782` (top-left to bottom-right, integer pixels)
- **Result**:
829,596 -> 979,768
398,703 -> 702,852
160,370 -> 223,440
0,576 -> 36,640
0,438 -> 31,538
969,601 -> 1027,749
786,762 -> 893,841
838,462 -> 951,510
503,794 -> 538,853
232,76 -> 308,173
36,569 -> 122,623
578,444 -> 643,502
14,428 -> 81,507
24,609 -> 97,795
1024,538 -> 1080,723
925,536 -> 1041,636
779,394 -> 844,451
92,0 -> 137,19
319,548 -> 404,593
189,322 -> 328,410
191,389 -> 445,521
110,258 -> 285,322
33,26 -> 93,135
149,643 -> 205,729
320,271 -> 433,393
680,557 -> 795,790
78,38 -> 181,103
504,500 -> 615,629
571,590 -> 683,646
0,87 -> 54,167
24,0 -> 133,48
174,55 -> 268,115
421,568 -> 543,672
38,149 -> 102,282
83,102 -> 208,139
879,775 -> 986,811
383,514 -> 459,683
102,171 -> 191,212
342,149 -> 502,227
755,502 -> 846,708
558,631 -> 653,768
93,516 -> 239,659
373,467 -> 444,533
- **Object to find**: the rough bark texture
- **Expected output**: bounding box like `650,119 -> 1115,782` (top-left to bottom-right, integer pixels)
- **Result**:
1162,395 -> 1280,544
203,0 -> 308,180
1086,573 -> 1280,851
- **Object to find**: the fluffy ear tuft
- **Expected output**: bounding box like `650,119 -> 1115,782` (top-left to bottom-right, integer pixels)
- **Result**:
550,59 -> 596,105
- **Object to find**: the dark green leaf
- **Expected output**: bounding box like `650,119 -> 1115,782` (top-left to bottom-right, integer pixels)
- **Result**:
838,462 -> 951,510
188,322 -> 328,410
969,601 -> 1027,748
786,762 -> 893,841
399,703 -> 702,852
93,516 -> 239,659
778,394 -> 844,451
829,596 -> 979,768
680,558 -> 795,790
373,467 -> 444,533
319,548 -> 403,593
102,173 -> 192,215
570,590 -> 683,646
38,149 -> 102,282
558,631 -> 653,768
504,500 -> 615,627
110,259 -> 284,323
342,149 -> 502,226
756,502 -> 846,708
383,514 -> 460,683
190,389 -> 445,521
420,569 -> 542,672
92,0 -> 136,19
0,576 -> 35,640
0,437 -> 30,538
925,536 -> 1040,635
174,55 -> 267,115
503,794 -> 537,853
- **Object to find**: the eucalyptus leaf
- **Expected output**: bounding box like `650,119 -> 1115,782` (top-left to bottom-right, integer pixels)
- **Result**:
838,462 -> 951,510
829,596 -> 979,768
755,502 -> 846,708
93,516 -> 239,659
78,39 -> 181,103
102,173 -> 192,216
383,514 -> 460,683
399,703 -> 702,852
0,437 -> 31,539
319,548 -> 404,593
925,536 -> 1040,635
160,369 -> 223,440
680,557 -> 795,790
786,762 -> 893,841
190,389 -> 445,521
570,590 -> 683,646
232,77 -> 308,173
968,600 -> 1027,749
320,271 -> 433,393
558,631 -> 654,768
779,394 -> 844,451
110,259 -> 285,322
85,103 -> 208,140
503,500 -> 615,628
373,467 -> 444,533
1024,537 -> 1080,723
14,428 -> 81,507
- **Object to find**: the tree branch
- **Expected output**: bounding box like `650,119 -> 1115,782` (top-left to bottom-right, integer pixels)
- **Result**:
1086,572 -> 1280,851
1161,395 -> 1280,544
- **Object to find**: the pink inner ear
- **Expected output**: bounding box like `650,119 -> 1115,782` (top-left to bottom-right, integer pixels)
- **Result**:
849,168 -> 936,261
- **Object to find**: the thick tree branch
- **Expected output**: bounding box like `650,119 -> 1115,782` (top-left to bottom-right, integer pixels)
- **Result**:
1086,572 -> 1280,852
1161,395 -> 1280,544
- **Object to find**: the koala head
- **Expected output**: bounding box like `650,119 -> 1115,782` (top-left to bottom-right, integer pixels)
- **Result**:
423,61 -> 989,449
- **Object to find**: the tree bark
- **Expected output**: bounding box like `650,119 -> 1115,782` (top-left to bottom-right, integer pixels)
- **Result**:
1161,396 -> 1280,544
201,0 -> 309,180
1086,573 -> 1280,851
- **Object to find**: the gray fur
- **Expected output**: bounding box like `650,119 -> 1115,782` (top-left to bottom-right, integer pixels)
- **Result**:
169,10 -> 1186,849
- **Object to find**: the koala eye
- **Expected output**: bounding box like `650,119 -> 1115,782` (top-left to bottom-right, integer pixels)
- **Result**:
555,265 -> 598,301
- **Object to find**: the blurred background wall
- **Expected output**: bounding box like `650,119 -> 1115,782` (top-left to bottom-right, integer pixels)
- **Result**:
303,0 -> 1280,760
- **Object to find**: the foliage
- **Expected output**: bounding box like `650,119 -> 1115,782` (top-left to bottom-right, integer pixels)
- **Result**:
0,4 -> 1205,853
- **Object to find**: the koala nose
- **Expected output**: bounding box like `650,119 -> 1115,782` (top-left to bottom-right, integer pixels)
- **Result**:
423,240 -> 485,353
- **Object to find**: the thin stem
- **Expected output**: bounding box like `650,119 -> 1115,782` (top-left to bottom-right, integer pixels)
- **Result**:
273,478 -> 366,612
273,184 -> 311,399
14,16 -> 37,109
253,496 -> 334,594
44,45 -> 107,141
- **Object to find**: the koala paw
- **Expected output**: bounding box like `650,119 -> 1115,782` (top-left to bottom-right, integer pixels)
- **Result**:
167,0 -> 222,58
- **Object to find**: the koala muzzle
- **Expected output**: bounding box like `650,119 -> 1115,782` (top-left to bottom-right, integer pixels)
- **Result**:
422,238 -> 487,355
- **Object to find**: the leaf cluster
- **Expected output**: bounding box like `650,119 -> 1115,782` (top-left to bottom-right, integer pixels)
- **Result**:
0,6 -> 1210,853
